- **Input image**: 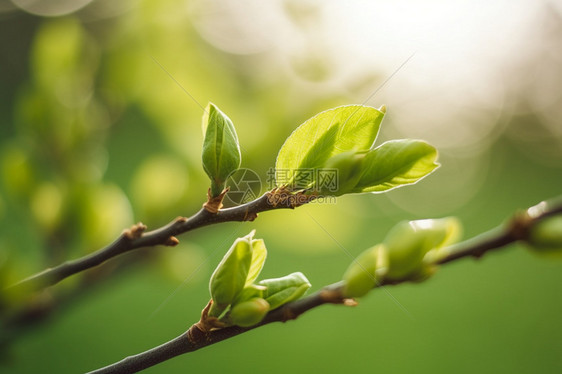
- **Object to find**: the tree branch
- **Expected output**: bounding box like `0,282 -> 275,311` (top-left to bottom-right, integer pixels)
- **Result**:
87,198 -> 562,374
7,189 -> 311,293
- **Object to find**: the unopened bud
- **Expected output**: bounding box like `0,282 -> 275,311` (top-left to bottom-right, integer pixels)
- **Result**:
229,298 -> 270,327
526,215 -> 562,255
383,217 -> 461,281
342,244 -> 388,298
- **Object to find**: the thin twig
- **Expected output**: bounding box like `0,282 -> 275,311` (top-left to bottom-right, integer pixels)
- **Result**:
87,198 -> 562,374
7,189 -> 312,293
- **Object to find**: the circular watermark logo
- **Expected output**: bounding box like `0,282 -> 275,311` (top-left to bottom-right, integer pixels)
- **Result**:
225,168 -> 262,206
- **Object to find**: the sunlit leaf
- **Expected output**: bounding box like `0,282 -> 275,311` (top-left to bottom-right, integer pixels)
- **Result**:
351,139 -> 439,193
245,239 -> 267,286
234,284 -> 267,304
275,105 -> 384,188
258,272 -> 311,310
209,232 -> 253,316
320,151 -> 366,196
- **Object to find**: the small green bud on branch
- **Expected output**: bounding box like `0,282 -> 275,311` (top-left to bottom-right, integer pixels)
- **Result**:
229,298 -> 270,327
201,103 -> 241,198
342,244 -> 388,298
383,217 -> 462,281
526,215 -> 562,254
207,232 -> 311,327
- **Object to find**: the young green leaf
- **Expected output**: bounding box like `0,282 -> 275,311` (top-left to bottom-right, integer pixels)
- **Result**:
245,238 -> 267,286
258,272 -> 311,310
233,284 -> 267,305
351,139 -> 439,194
201,103 -> 241,197
275,105 -> 385,188
321,151 -> 366,196
209,231 -> 254,316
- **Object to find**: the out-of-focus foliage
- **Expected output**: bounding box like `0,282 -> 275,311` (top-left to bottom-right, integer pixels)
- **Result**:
0,0 -> 561,373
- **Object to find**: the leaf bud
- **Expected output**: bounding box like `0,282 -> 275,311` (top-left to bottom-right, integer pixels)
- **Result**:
229,298 -> 270,327
201,103 -> 241,197
383,217 -> 461,281
526,215 -> 562,255
342,244 -> 388,298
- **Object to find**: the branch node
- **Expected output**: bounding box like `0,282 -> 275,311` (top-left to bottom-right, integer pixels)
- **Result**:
343,298 -> 358,307
165,236 -> 180,247
175,216 -> 188,223
203,188 -> 229,214
319,288 -> 345,304
194,300 -> 226,334
508,211 -> 534,241
243,210 -> 258,222
266,187 -> 317,209
471,250 -> 486,259
281,307 -> 298,322
123,222 -> 147,240
187,324 -> 205,345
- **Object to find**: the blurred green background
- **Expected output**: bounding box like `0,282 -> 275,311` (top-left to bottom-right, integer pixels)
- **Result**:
1,0 -> 561,373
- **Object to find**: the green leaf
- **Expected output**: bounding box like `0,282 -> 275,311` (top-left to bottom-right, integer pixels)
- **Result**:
320,151 -> 366,196
351,139 -> 439,193
245,239 -> 267,286
275,105 -> 385,188
209,232 -> 253,316
258,272 -> 311,310
234,284 -> 267,304
201,103 -> 241,197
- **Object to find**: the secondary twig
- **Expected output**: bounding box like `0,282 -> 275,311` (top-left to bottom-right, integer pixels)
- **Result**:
87,198 -> 562,374
7,188 -> 313,293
